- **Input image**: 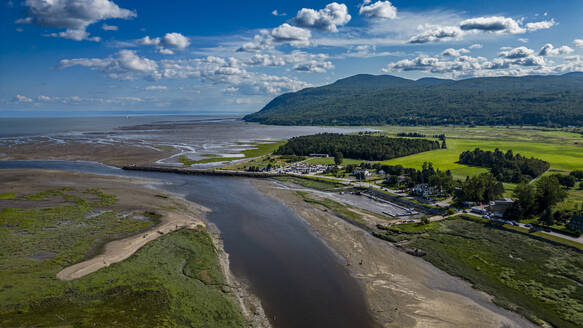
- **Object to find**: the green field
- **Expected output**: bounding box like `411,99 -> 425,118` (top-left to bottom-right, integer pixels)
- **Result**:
375,218 -> 583,328
375,126 -> 583,178
0,188 -> 244,327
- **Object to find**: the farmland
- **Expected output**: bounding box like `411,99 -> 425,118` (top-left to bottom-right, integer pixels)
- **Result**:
376,126 -> 583,178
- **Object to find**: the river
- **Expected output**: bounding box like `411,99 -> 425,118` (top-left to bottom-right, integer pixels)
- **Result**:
0,160 -> 374,328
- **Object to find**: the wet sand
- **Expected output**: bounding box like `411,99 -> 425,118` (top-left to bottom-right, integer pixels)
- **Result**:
0,139 -> 170,167
253,179 -> 536,328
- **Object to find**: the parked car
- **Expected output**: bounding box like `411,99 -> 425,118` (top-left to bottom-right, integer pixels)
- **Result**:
462,210 -> 468,213
525,224 -> 532,228
482,215 -> 490,219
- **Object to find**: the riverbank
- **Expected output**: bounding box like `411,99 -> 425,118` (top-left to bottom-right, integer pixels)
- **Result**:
253,179 -> 535,328
0,169 -> 269,327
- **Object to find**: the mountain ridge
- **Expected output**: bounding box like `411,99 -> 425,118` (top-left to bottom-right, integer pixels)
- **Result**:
244,73 -> 583,127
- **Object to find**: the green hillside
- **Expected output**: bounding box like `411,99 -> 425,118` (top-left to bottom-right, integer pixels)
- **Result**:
243,73 -> 583,127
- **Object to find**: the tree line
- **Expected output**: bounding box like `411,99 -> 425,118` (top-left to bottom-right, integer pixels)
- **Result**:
506,176 -> 568,225
274,133 -> 440,161
459,148 -> 550,183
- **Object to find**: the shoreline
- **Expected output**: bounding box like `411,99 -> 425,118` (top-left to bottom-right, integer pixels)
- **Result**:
252,178 -> 535,328
207,223 -> 272,328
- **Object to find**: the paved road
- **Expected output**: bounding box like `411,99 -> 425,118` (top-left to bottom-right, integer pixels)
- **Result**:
463,212 -> 583,245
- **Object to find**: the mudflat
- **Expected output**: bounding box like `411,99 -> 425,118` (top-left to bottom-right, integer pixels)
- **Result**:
0,139 -> 170,167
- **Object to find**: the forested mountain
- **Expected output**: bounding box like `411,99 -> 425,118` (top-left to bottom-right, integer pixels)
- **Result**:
243,73 -> 583,127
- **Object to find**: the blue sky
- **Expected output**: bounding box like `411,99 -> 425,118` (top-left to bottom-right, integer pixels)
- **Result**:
1,0 -> 582,115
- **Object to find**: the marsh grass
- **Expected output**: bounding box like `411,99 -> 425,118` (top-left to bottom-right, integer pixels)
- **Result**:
0,188 -> 245,327
375,218 -> 583,327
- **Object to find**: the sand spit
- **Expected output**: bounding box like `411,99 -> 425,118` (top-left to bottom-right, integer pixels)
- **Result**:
56,209 -> 207,281
253,179 -> 535,328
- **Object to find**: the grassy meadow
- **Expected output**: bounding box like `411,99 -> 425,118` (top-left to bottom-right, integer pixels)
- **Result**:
376,126 -> 583,178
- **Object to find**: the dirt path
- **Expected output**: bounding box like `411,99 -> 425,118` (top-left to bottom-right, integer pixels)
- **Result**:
253,179 -> 535,328
56,207 -> 207,281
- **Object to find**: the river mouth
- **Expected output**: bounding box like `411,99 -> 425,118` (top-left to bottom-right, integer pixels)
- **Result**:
0,160 -> 374,328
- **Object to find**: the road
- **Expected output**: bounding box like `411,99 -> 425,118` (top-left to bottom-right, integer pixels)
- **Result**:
287,172 -> 583,246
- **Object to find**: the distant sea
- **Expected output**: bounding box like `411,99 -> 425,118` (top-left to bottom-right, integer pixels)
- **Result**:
0,114 -> 369,167
0,114 -> 235,138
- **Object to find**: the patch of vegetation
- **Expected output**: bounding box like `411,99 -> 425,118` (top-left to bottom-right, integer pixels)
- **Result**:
459,148 -> 550,183
180,140 -> 287,166
275,176 -> 345,191
296,191 -> 364,224
224,154 -> 305,171
154,145 -> 175,152
275,133 -> 440,161
0,189 -> 245,327
0,192 -> 17,199
375,218 -> 583,327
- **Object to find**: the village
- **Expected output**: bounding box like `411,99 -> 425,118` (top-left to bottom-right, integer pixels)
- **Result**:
254,157 -> 583,239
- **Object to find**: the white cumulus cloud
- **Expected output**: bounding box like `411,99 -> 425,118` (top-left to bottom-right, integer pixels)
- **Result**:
291,2 -> 351,32
538,43 -> 574,56
17,0 -> 135,41
441,48 -> 470,57
271,23 -> 312,46
59,49 -> 159,80
526,19 -> 556,32
408,25 -> 462,44
498,46 -> 534,59
460,16 -> 525,34
137,32 -> 190,54
293,60 -> 334,73
359,1 -> 397,19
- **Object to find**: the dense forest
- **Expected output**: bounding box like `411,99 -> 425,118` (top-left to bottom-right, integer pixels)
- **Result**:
244,73 -> 583,127
458,148 -> 550,183
274,133 -> 440,161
